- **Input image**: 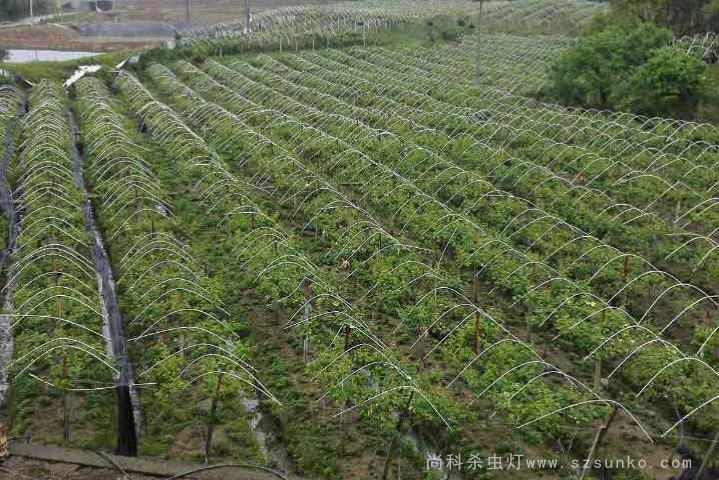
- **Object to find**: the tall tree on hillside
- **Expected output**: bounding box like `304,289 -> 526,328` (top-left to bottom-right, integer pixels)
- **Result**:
0,0 -> 53,21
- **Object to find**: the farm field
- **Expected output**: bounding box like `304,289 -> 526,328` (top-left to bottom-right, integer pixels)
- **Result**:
1,1 -> 719,479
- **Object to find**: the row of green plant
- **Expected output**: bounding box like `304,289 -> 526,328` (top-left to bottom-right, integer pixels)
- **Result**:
336,45 -> 719,233
248,50 -> 719,342
72,77 -> 266,459
113,70 -> 458,477
147,56 -> 697,476
352,35 -> 719,147
393,35 -> 577,96
219,51 -> 719,368
183,57 -> 719,443
377,41 -> 719,190
7,81 -> 114,446
142,60 -> 618,473
268,46 -> 719,296
139,61 -> 561,477
173,0 -> 597,58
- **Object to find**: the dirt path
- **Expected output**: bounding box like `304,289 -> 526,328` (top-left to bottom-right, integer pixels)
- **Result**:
3,443 -> 305,479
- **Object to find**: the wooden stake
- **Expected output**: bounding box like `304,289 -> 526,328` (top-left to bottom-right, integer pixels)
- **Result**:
580,406 -> 618,480
594,357 -> 602,391
62,357 -> 70,440
303,279 -> 312,363
622,256 -> 629,282
204,373 -> 224,464
526,311 -> 533,343
272,299 -> 280,324
697,429 -> 719,480
381,391 -> 414,480
344,325 -> 352,352
473,274 -> 479,304
474,311 -> 481,354
675,199 -> 683,223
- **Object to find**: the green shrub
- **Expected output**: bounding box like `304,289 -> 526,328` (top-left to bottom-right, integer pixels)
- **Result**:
545,22 -> 672,109
620,46 -> 707,118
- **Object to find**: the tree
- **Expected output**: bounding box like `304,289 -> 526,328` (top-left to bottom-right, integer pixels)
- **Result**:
585,0 -> 719,36
620,46 -> 707,118
0,0 -> 53,21
545,23 -> 672,109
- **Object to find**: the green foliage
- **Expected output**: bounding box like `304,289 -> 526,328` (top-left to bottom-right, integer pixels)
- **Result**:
620,46 -> 707,117
0,51 -> 132,85
545,23 -> 672,110
0,0 -> 53,21
29,30 -> 719,474
562,0 -> 719,119
585,0 -> 719,36
545,22 -> 708,119
424,16 -> 472,44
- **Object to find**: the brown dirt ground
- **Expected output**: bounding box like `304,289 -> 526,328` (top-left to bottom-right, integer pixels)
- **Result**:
0,0 -> 334,51
0,24 -> 165,52
1,456 -> 161,480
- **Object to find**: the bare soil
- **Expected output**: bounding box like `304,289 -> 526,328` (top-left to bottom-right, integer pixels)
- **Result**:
0,0 -> 333,52
1,456 -> 161,480
0,24 -> 164,52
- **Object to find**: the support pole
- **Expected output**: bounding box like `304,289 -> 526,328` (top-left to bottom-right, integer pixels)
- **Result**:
475,0 -> 484,85
579,406 -> 618,480
381,391 -> 414,480
303,278 -> 312,363
204,373 -> 224,464
593,357 -> 602,391
62,356 -> 69,440
697,429 -> 719,480
245,0 -> 251,35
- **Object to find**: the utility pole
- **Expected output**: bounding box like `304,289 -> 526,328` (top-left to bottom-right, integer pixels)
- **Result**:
244,0 -> 251,35
475,0 -> 484,85
29,0 -> 34,27
185,0 -> 190,23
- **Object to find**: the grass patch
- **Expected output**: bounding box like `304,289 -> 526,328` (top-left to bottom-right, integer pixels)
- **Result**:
0,49 -> 141,84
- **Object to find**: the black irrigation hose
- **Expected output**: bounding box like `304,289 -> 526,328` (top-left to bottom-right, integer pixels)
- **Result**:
164,463 -> 291,480
94,450 -> 136,480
